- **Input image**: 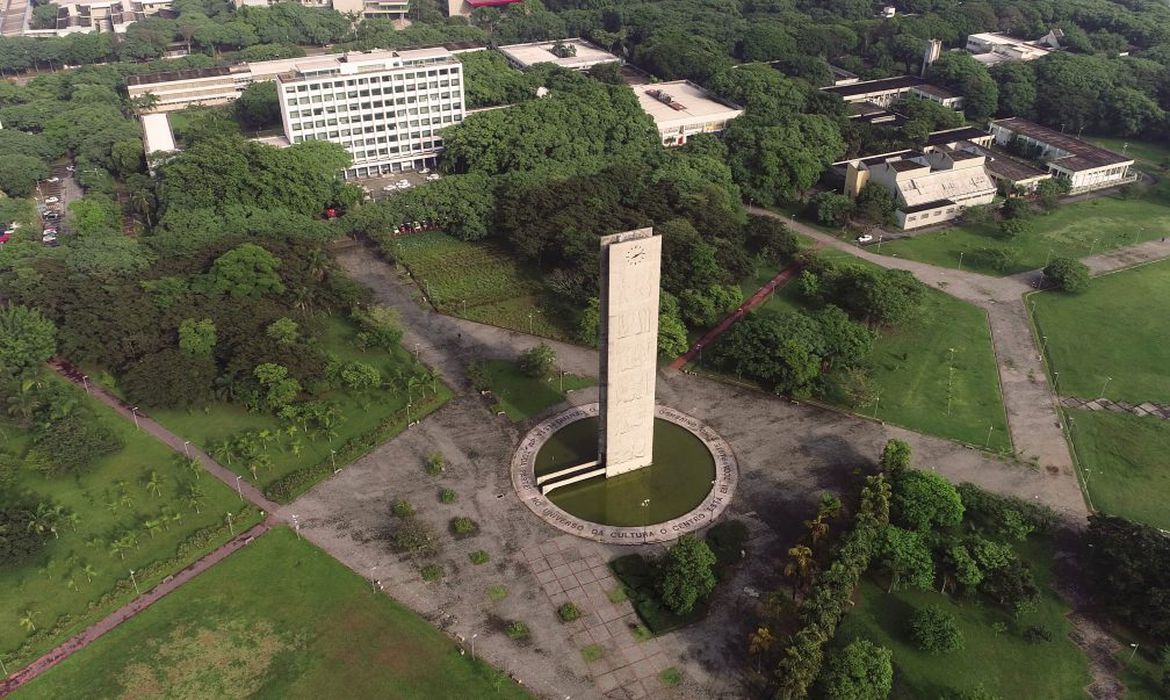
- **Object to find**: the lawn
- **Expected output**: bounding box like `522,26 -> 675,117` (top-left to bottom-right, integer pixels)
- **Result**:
835,540 -> 1091,699
391,231 -> 572,340
0,378 -> 251,667
477,359 -> 594,422
876,190 -> 1170,275
1087,136 -> 1170,173
15,528 -> 530,699
712,250 -> 1010,451
1030,259 -> 1170,405
1066,409 -> 1170,530
148,315 -> 449,501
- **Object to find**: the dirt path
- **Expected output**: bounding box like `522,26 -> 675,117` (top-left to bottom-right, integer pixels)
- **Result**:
669,257 -> 807,371
0,522 -> 272,697
49,359 -> 281,514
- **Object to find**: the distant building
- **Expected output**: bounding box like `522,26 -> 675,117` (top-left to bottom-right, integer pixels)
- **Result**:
964,32 -> 1057,66
497,38 -> 620,71
21,0 -> 173,36
233,0 -> 408,22
140,112 -> 177,174
827,65 -> 860,86
632,81 -> 743,147
277,48 -> 466,178
446,0 -> 520,16
988,118 -> 1136,194
821,75 -> 965,110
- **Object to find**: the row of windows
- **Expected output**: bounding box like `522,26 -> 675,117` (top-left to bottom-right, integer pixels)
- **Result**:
285,81 -> 460,103
289,113 -> 461,133
287,69 -> 459,92
286,101 -> 460,119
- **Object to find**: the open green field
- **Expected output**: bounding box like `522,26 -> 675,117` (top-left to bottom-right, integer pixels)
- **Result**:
0,378 -> 250,666
392,232 -> 571,340
718,250 -> 1010,451
877,191 -> 1170,276
1031,259 -> 1170,405
1066,409 -> 1170,530
149,316 -> 449,497
16,528 -> 530,699
1088,137 -> 1170,172
835,541 -> 1090,699
479,359 -> 594,422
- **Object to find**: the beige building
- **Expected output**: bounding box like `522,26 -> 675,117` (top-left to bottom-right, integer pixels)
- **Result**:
989,118 -> 1136,194
497,38 -> 620,71
633,81 -> 743,147
845,148 -> 997,230
232,0 -> 408,20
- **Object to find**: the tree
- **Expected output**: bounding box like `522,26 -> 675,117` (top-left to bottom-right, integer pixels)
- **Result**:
810,192 -> 854,227
352,305 -> 402,350
818,639 -> 894,700
518,343 -> 555,379
658,535 -> 718,615
879,439 -> 911,474
121,348 -> 216,409
785,544 -> 816,596
0,305 -> 56,377
658,293 -> 690,358
854,182 -> 897,226
891,470 -> 964,532
724,115 -> 845,204
878,526 -> 935,592
235,81 -> 282,129
1043,257 -> 1090,293
209,243 -> 285,299
0,155 -> 49,197
998,217 -> 1030,239
0,498 -> 49,567
1086,514 -> 1170,645
909,606 -> 964,654
265,318 -> 299,346
253,363 -> 301,411
1034,178 -> 1068,210
926,52 -> 998,120
178,318 -> 217,357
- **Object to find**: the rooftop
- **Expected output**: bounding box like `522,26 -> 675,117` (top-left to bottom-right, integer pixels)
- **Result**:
634,80 -> 743,128
822,75 -> 923,98
912,83 -> 961,100
141,113 -> 176,154
497,38 -> 619,70
926,126 -> 991,147
990,117 -> 1133,170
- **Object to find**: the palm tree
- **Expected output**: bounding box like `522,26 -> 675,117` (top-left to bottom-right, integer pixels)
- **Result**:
210,440 -> 233,468
80,563 -> 97,582
144,470 -> 163,497
143,518 -> 162,539
784,545 -> 816,598
65,576 -> 78,592
185,484 -> 204,514
65,511 -> 81,532
18,609 -> 38,633
748,626 -> 774,672
804,515 -> 829,545
5,377 -> 42,426
818,493 -> 843,520
109,536 -> 130,560
303,248 -> 330,283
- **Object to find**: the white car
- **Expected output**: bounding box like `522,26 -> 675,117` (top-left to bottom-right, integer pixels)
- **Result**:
419,167 -> 430,174
425,173 -> 441,181
44,196 -> 60,204
857,234 -> 874,244
382,184 -> 399,192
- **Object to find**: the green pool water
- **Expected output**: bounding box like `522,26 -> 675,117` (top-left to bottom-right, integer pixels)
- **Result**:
535,417 -> 716,526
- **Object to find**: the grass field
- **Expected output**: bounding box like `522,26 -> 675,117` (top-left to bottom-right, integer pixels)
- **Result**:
16,528 -> 530,699
149,316 -> 447,493
392,232 -> 571,340
0,378 -> 250,666
717,250 -> 1010,451
1031,259 -> 1170,405
1066,409 -> 1170,530
478,359 -> 594,422
835,540 -> 1090,699
1087,137 -> 1170,172
877,190 -> 1170,276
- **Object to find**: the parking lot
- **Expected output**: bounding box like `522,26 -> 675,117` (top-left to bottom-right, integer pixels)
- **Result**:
34,162 -> 79,246
352,169 -> 441,203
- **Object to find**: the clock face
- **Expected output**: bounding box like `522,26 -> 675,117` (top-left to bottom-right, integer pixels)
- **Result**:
625,245 -> 646,265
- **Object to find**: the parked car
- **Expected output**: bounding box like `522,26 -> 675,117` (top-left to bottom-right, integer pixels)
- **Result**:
42,232 -> 58,245
425,173 -> 441,181
44,196 -> 60,204
857,234 -> 874,244
42,227 -> 58,236
383,184 -> 399,192
0,232 -> 11,245
43,211 -> 61,221
46,176 -> 60,183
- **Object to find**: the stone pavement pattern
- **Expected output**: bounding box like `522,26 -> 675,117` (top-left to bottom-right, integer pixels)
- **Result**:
1061,396 -> 1170,420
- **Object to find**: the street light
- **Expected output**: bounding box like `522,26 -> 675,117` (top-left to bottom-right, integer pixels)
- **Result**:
1128,643 -> 1140,662
985,425 -> 994,448
226,511 -> 234,536
81,374 -> 89,393
129,569 -> 140,595
957,250 -> 964,272
1100,376 -> 1112,398
234,474 -> 244,501
369,565 -> 378,591
130,406 -> 141,430
292,514 -> 301,539
183,440 -> 191,459
471,633 -> 478,660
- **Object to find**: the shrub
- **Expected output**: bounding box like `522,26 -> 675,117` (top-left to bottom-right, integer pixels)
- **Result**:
818,639 -> 894,700
439,488 -> 457,504
450,516 -> 479,536
705,519 -> 749,570
424,452 -> 445,476
487,584 -> 508,602
391,499 -> 414,518
29,412 -> 122,476
581,644 -> 604,663
392,517 -> 440,557
607,587 -> 628,604
659,668 -> 683,687
658,535 -> 718,615
420,563 -> 443,582
469,549 -> 490,565
557,602 -> 582,622
909,606 -> 964,654
1022,625 -> 1053,644
980,557 -> 1039,615
1043,257 -> 1090,293
518,343 -> 556,378
505,621 -> 529,640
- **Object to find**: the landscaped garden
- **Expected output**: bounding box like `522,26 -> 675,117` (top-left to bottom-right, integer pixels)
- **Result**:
149,315 -> 450,502
877,189 -> 1170,276
710,249 -> 1010,451
390,231 -> 570,340
0,375 -> 253,669
14,528 -> 530,699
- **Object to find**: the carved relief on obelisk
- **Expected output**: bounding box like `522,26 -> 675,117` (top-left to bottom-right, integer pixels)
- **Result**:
597,228 -> 661,478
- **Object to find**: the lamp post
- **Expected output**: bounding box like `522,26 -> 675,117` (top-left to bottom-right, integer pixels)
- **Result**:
369,565 -> 378,591
234,474 -> 243,501
183,441 -> 191,459
129,569 -> 140,595
226,511 -> 234,536
330,449 -> 338,472
640,498 -> 651,530
957,250 -> 964,272
292,514 -> 301,539
1100,376 -> 1112,398
471,633 -> 478,661
1128,643 -> 1139,662
985,425 -> 994,448
130,406 -> 140,430
81,374 -> 89,394
872,396 -> 881,420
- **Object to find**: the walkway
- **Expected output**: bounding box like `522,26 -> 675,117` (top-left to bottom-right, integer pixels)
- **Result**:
0,522 -> 271,696
50,359 -> 281,514
669,257 -> 807,370
1061,396 -> 1170,421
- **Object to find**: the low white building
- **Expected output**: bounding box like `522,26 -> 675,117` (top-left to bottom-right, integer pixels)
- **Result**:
988,118 -> 1136,194
140,112 -> 177,174
845,149 -> 997,230
633,81 -> 743,147
822,75 -> 964,110
497,38 -> 620,71
277,48 -> 466,178
965,32 -> 1057,67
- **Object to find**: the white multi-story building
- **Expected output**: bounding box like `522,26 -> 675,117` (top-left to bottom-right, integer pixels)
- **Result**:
277,48 -> 466,178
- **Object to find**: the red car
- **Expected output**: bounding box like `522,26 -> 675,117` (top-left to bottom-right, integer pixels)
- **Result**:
0,232 -> 11,245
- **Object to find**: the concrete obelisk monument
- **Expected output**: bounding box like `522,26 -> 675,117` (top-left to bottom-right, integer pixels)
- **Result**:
598,228 -> 662,478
